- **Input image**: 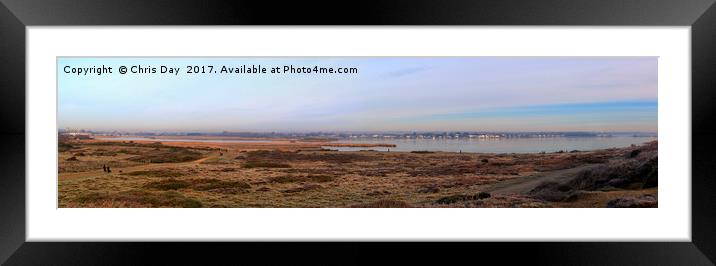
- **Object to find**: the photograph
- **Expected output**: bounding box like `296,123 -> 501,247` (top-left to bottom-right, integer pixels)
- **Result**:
57,57 -> 658,208
4,0 -> 715,263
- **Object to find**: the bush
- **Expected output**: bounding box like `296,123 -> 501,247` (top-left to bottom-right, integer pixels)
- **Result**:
191,179 -> 250,191
309,175 -> 336,182
243,161 -> 292,168
281,184 -> 322,193
606,195 -> 657,208
568,156 -> 657,191
352,200 -> 412,208
528,181 -> 577,202
268,175 -> 304,183
418,186 -> 440,193
125,170 -> 183,178
59,143 -> 76,152
628,149 -> 641,158
143,179 -> 190,190
268,174 -> 335,184
76,189 -> 202,208
435,192 -> 492,204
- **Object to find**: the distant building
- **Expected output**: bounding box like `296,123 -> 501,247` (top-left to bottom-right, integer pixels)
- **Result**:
61,132 -> 94,140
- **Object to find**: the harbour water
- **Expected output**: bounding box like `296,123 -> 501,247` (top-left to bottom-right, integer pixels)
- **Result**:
324,136 -> 657,153
97,137 -> 272,143
98,135 -> 657,154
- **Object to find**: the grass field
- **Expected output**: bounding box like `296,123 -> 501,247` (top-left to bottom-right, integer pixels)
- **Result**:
58,138 -> 658,208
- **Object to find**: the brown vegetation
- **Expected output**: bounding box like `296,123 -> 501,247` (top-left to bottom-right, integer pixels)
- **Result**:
352,199 -> 412,208
58,138 -> 657,208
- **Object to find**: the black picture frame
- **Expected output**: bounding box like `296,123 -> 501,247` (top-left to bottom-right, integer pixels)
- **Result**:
1,0 -> 715,264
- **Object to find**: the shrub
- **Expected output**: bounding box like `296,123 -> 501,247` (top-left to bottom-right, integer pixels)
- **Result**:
143,179 -> 190,190
606,195 -> 657,208
59,143 -> 76,152
191,179 -> 250,191
628,149 -> 641,158
243,161 -> 292,168
435,192 -> 492,204
528,181 -> 577,202
281,184 -> 322,193
568,155 -> 657,191
418,186 -> 440,193
352,200 -> 412,208
309,175 -> 336,182
76,190 -> 202,208
125,170 -> 183,178
268,175 -> 305,183
269,175 -> 335,183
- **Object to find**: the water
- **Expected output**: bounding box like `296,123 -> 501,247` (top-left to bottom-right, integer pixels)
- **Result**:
98,135 -> 657,154
324,136 -> 657,153
97,137 -> 275,143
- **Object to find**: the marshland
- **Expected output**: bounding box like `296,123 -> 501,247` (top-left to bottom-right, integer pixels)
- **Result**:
58,136 -> 657,208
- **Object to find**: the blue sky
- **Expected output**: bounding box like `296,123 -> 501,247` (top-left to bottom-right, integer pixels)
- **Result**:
58,57 -> 657,132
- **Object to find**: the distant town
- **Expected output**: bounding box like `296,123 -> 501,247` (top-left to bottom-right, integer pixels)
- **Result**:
58,128 -> 657,140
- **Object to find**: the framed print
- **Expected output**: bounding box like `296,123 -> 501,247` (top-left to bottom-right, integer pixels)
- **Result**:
1,0 -> 716,264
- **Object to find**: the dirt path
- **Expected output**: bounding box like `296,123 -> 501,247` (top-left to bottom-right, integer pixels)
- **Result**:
484,164 -> 600,195
58,152 -> 221,181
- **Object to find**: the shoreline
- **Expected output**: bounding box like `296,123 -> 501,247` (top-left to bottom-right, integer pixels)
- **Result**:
86,135 -> 655,154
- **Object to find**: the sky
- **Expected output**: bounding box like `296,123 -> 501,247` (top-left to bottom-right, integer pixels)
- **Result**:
58,57 -> 657,133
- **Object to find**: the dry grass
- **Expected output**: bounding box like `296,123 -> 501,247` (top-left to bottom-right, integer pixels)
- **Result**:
75,189 -> 202,208
58,139 -> 657,208
124,169 -> 184,178
245,150 -> 374,164
281,184 -> 322,193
